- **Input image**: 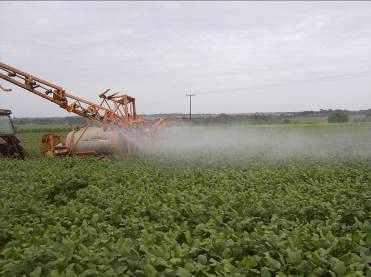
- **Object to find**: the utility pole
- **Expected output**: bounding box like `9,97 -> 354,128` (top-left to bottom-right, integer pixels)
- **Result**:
186,91 -> 195,120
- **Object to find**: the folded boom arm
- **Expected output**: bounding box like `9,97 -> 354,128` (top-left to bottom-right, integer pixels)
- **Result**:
0,62 -> 141,127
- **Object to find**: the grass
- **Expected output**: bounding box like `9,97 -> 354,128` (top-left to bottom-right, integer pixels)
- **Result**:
15,123 -> 73,133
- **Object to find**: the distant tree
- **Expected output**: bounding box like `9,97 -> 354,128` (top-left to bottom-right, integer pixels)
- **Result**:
252,113 -> 269,122
328,111 -> 349,123
216,113 -> 231,123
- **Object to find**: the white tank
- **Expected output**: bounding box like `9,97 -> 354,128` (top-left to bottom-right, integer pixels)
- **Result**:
65,126 -> 136,155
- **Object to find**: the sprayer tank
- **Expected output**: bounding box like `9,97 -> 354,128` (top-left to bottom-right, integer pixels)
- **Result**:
65,126 -> 135,155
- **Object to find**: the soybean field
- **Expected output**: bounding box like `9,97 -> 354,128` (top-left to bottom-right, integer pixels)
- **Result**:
1,123 -> 371,276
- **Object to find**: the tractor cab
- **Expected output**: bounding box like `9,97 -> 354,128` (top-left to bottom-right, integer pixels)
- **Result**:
0,109 -> 15,135
0,109 -> 25,159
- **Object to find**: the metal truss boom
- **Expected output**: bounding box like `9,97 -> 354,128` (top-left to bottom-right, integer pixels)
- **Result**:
0,62 -> 142,127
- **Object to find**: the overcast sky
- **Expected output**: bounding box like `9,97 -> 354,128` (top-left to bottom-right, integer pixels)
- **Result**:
1,1 -> 370,117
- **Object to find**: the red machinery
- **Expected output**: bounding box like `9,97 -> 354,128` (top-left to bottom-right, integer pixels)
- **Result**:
0,62 -> 166,156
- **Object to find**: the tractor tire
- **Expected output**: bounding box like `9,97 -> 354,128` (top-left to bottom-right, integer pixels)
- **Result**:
14,144 -> 25,159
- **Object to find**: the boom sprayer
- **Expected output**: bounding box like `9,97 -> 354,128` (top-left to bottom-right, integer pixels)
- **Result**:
0,62 -> 167,157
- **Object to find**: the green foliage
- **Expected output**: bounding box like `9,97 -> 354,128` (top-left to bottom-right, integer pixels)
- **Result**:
1,157 -> 371,276
13,116 -> 85,127
328,111 -> 349,123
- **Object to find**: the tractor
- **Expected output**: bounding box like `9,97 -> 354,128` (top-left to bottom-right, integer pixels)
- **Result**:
0,109 -> 25,159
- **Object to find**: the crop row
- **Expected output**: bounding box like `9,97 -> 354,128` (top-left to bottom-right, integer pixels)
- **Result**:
0,158 -> 371,276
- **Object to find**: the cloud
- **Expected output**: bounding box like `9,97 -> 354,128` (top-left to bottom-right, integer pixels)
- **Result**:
0,2 -> 371,117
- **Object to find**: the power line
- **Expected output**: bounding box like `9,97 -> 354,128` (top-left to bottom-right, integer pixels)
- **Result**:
195,69 -> 371,96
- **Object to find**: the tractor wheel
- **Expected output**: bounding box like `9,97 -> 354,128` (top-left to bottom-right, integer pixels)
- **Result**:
4,143 -> 26,159
14,144 -> 25,159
